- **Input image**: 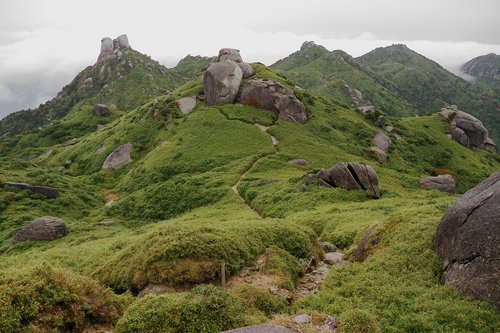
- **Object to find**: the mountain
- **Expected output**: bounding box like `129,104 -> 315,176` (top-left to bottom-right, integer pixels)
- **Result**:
271,42 -> 417,116
357,44 -> 500,144
0,43 -> 499,332
462,53 -> 500,88
0,35 -> 198,140
171,54 -> 217,81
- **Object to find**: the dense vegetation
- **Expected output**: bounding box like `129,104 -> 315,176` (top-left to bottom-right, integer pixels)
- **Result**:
0,48 -> 499,332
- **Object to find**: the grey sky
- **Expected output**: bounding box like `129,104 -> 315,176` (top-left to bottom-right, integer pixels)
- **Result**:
1,0 -> 499,118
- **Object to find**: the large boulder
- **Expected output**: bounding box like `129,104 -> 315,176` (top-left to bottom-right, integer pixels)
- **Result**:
102,143 -> 133,169
176,97 -> 197,114
217,48 -> 254,78
314,162 -> 380,198
240,79 -> 309,123
439,106 -> 495,153
434,171 -> 500,309
203,60 -> 243,105
373,131 -> 392,151
96,34 -> 130,64
14,216 -> 68,243
4,182 -> 59,199
93,103 -> 111,116
367,146 -> 388,164
420,175 -> 456,194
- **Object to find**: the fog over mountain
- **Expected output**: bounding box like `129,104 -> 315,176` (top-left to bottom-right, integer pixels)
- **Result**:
1,0 -> 499,118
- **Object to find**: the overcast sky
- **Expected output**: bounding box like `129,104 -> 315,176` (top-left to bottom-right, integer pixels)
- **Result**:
1,0 -> 499,119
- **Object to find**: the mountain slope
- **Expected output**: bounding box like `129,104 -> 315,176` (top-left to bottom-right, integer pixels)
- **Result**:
357,44 -> 500,144
271,44 -> 417,116
462,53 -> 500,88
0,54 -> 499,331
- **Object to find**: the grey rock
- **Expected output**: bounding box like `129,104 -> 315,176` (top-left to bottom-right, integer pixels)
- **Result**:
93,103 -> 111,116
4,182 -> 59,199
217,48 -> 243,63
222,325 -> 295,333
64,138 -> 78,146
78,77 -> 93,95
96,145 -> 105,154
97,37 -> 116,63
357,105 -> 375,114
434,171 -> 500,309
320,241 -> 337,253
102,143 -> 133,169
347,162 -> 380,198
240,79 -> 309,123
451,127 -> 469,147
367,146 -> 388,164
375,115 -> 386,127
137,284 -> 174,298
352,225 -> 380,262
14,216 -> 68,243
323,252 -> 345,265
96,221 -> 119,227
289,158 -> 308,166
176,96 -> 197,114
420,175 -> 456,194
238,62 -> 255,78
204,60 -> 243,105
114,34 -> 130,49
293,313 -> 311,325
300,41 -> 316,51
41,150 -> 53,159
483,137 -> 496,154
385,125 -> 394,132
373,131 -> 392,151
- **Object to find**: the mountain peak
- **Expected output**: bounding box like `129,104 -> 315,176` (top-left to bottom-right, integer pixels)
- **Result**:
300,41 -> 316,51
97,34 -> 130,64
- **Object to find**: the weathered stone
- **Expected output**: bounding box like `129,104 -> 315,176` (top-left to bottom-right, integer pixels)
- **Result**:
347,162 -> 380,198
373,131 -> 392,151
434,171 -> 500,309
289,158 -> 308,166
41,150 -> 53,159
352,225 -> 381,262
137,284 -> 175,298
293,313 -> 311,325
357,105 -> 375,114
238,62 -> 255,78
102,143 -> 133,169
78,77 -> 93,95
375,115 -> 386,127
323,252 -> 344,265
240,79 -> 309,123
222,325 -> 295,333
300,41 -> 316,51
320,241 -> 337,253
64,138 -> 78,146
93,103 -> 111,116
203,60 -> 242,105
97,37 -> 116,63
95,221 -> 119,227
217,48 -> 243,63
176,96 -> 197,114
385,126 -> 394,132
114,34 -> 130,49
4,182 -> 59,199
14,216 -> 68,243
367,146 -> 388,164
319,163 -> 362,190
420,175 -> 456,194
451,127 -> 469,147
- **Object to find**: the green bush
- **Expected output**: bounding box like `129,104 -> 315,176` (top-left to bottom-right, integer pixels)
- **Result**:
0,266 -> 131,332
116,285 -> 244,333
231,284 -> 288,318
339,309 -> 381,333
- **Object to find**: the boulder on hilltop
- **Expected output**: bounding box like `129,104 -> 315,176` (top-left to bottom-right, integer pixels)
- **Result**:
97,34 -> 130,64
204,60 -> 243,105
434,171 -> 500,309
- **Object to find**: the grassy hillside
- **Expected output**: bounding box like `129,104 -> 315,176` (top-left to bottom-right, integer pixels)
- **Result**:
0,63 -> 499,332
271,45 -> 417,116
358,44 -> 500,145
462,53 -> 500,89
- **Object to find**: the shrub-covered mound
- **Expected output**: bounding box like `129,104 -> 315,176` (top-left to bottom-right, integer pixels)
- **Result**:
0,266 -> 131,332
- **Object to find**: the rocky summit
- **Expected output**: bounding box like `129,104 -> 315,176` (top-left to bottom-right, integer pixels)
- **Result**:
0,33 -> 499,333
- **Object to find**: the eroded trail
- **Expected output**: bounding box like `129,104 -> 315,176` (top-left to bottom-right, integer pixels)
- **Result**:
231,122 -> 279,216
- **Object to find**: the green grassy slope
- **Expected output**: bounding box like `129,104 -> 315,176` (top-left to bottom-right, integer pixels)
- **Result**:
358,44 -> 500,145
271,45 -> 417,116
0,63 -> 499,332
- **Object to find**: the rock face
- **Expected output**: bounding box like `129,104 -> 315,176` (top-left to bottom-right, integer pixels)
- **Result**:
4,182 -> 59,199
176,97 -> 197,114
434,171 -> 500,309
204,60 -> 243,105
78,77 -> 93,95
93,103 -> 111,116
439,106 -> 496,153
14,216 -> 68,243
102,143 -> 133,169
304,162 -> 380,198
240,79 -> 309,123
420,175 -> 456,194
300,41 -> 316,51
97,34 -> 130,64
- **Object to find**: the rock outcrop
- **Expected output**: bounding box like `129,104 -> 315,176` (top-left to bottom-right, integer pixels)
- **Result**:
176,97 -> 197,114
240,79 -> 309,123
93,103 -> 111,116
420,175 -> 456,194
102,143 -> 133,169
439,106 -> 496,153
373,131 -> 392,151
97,34 -> 130,64
216,48 -> 254,78
3,182 -> 59,199
302,162 -> 380,198
300,41 -> 316,51
367,146 -> 388,164
434,171 -> 500,309
14,216 -> 68,243
78,77 -> 93,95
204,60 -> 243,105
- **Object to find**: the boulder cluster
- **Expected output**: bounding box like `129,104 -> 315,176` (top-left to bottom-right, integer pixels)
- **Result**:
434,171 -> 500,309
203,48 -> 309,123
97,34 -> 130,64
439,105 -> 496,153
301,162 -> 380,199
